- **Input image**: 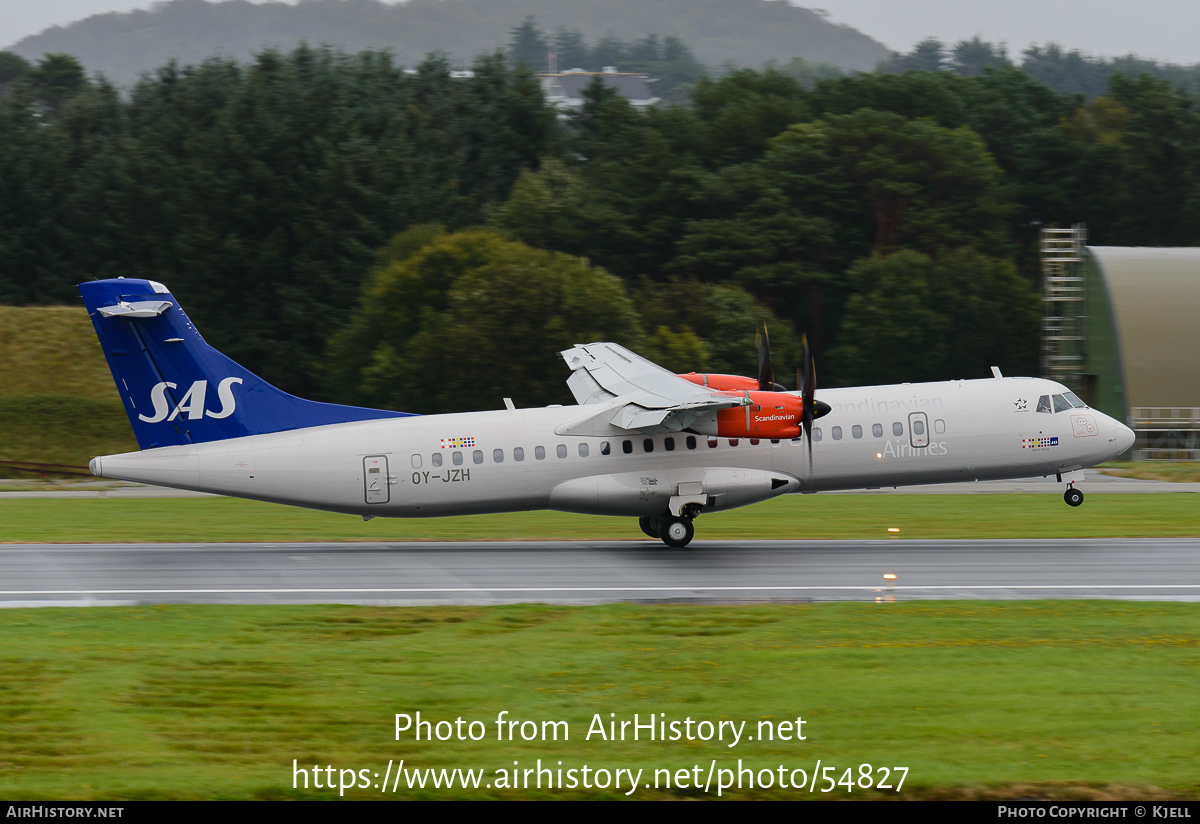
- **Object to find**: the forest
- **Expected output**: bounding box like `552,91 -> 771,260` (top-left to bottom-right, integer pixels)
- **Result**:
2,24 -> 1200,414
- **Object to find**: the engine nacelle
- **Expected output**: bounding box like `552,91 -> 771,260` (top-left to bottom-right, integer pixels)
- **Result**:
677,373 -> 786,393
691,391 -> 803,439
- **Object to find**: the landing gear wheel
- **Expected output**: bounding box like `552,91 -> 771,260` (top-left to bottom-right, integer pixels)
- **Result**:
660,516 -> 695,548
639,516 -> 662,539
1064,486 -> 1084,507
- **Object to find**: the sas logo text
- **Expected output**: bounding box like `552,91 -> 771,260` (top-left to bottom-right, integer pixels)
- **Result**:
138,378 -> 243,423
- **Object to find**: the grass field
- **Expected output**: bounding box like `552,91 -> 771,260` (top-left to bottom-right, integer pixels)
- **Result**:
1,492 -> 1198,543
1097,462 -> 1200,483
0,601 -> 1196,800
0,306 -> 137,468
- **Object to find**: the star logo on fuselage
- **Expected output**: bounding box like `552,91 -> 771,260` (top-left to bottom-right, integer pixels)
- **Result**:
1014,398 -> 1027,410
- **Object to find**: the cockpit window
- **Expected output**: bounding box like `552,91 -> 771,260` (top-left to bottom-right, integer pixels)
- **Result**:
1063,391 -> 1088,409
1052,394 -> 1073,413
1036,395 -> 1052,414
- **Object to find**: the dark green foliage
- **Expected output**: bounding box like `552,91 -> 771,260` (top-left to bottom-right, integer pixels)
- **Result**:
508,16 -> 549,69
7,34 -> 1200,401
323,228 -> 645,413
0,51 -> 33,89
828,249 -> 1039,386
0,47 -> 557,397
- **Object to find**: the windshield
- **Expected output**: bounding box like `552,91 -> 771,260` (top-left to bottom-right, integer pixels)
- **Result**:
1062,391 -> 1088,409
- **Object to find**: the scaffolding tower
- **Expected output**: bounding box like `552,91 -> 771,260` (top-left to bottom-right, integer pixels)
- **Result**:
1040,225 -> 1087,395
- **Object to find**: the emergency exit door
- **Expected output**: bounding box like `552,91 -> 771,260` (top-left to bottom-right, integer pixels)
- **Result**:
908,412 -> 929,448
363,455 -> 390,504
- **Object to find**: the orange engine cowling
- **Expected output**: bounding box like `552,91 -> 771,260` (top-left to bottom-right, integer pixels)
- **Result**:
677,373 -> 760,392
691,391 -> 803,439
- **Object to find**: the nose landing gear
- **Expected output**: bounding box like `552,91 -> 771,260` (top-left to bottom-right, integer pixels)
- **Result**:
1064,485 -> 1084,507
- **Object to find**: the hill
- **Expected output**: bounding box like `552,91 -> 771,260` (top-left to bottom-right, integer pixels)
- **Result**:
0,306 -> 136,471
7,0 -> 890,87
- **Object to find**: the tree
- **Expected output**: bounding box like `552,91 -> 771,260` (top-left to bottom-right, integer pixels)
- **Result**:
508,16 -> 549,70
29,53 -> 90,114
828,248 -> 1038,386
0,52 -> 32,92
770,110 -> 1011,255
951,37 -> 1010,77
324,228 -> 645,413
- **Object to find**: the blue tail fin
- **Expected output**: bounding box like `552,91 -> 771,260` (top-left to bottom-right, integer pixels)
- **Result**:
79,278 -> 413,449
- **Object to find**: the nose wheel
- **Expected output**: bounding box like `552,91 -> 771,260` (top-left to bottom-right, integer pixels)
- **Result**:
1064,486 -> 1084,507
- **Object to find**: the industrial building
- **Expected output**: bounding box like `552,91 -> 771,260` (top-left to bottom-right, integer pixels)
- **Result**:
1041,227 -> 1200,459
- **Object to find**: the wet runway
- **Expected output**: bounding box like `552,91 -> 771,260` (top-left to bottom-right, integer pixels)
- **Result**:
2,538 -> 1199,606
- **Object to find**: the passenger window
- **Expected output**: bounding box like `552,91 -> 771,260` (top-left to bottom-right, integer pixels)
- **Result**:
708,437 -> 718,448
852,425 -> 862,439
749,438 -> 759,445
622,440 -> 633,454
493,448 -> 504,463
535,446 -> 546,460
1052,394 -> 1072,413
686,436 -> 697,450
473,450 -> 484,464
913,420 -> 925,436
432,452 -> 443,467
728,439 -> 739,447
832,426 -> 842,440
578,443 -> 589,457
814,428 -> 823,441
513,447 -> 524,462
600,441 -> 610,456
411,454 -> 422,468
643,439 -> 654,453
771,439 -> 780,444
872,423 -> 883,438
557,444 -> 568,458
934,419 -> 945,434
452,451 -> 463,466
664,437 -> 675,451
1036,395 -> 1052,414
892,422 -> 903,436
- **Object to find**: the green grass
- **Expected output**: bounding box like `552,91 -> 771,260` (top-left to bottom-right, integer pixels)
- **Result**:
1097,462 -> 1200,483
0,394 -> 138,467
0,601 -> 1197,799
0,306 -> 136,470
1,493 -> 1198,544
0,306 -> 118,399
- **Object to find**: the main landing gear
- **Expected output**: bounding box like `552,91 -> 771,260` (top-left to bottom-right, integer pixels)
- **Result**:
640,505 -> 701,548
1064,485 -> 1084,507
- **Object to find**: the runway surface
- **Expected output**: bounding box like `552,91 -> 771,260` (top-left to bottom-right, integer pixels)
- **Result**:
2,538 -> 1199,606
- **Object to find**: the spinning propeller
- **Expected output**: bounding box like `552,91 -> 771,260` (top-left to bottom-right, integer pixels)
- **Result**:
796,333 -> 831,477
755,325 -> 829,477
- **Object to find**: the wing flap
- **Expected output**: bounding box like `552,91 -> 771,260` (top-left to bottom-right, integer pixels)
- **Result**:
560,342 -> 747,434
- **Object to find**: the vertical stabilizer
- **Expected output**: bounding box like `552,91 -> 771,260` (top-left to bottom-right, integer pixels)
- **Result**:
79,279 -> 412,449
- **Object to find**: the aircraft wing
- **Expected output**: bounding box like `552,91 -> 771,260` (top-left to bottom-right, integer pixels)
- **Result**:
559,342 -> 748,434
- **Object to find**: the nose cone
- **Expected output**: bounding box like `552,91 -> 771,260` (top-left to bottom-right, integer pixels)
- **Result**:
1114,421 -> 1135,456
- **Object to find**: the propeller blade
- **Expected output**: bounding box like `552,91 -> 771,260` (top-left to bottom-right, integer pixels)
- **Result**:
756,325 -> 772,392
800,333 -> 815,478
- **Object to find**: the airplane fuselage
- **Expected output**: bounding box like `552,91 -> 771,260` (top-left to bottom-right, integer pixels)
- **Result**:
91,376 -> 1132,519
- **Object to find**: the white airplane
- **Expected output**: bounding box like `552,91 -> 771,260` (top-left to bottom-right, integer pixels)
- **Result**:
81,278 -> 1136,547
